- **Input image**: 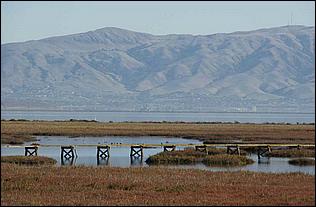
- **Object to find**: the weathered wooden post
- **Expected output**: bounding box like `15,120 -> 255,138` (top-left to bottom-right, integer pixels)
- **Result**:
61,145 -> 75,159
195,145 -> 208,154
130,145 -> 143,166
24,146 -> 38,156
163,145 -> 176,152
97,145 -> 110,159
130,145 -> 143,158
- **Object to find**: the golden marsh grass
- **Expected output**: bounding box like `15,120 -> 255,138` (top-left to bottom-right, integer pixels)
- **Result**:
1,164 -> 314,206
1,120 -> 315,144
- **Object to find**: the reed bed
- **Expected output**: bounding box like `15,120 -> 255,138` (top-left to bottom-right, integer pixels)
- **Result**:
1,120 -> 315,144
1,164 -> 314,206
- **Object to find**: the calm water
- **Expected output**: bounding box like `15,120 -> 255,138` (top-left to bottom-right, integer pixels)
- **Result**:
1,136 -> 314,175
1,110 -> 315,123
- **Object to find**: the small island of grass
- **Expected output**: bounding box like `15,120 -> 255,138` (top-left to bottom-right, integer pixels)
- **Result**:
1,156 -> 57,165
145,148 -> 254,166
267,148 -> 315,158
288,158 -> 315,166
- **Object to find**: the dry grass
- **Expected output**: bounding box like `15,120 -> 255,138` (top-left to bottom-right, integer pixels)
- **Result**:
1,120 -> 315,144
1,164 -> 314,206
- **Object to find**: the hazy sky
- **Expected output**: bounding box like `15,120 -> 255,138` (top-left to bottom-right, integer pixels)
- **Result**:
1,1 -> 315,44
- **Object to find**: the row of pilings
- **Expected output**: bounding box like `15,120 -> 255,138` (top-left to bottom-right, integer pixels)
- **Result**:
25,145 -> 271,163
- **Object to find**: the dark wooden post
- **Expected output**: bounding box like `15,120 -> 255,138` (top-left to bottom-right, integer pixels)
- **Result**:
130,145 -> 143,158
97,145 -> 110,159
24,146 -> 38,156
61,146 -> 75,159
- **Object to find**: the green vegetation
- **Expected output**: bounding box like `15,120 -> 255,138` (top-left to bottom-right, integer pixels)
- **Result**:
288,158 -> 315,166
1,156 -> 57,165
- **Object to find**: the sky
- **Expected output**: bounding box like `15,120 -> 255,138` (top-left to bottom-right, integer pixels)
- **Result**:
1,1 -> 315,44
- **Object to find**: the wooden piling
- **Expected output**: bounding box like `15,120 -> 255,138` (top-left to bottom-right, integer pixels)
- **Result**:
130,145 -> 143,158
97,145 -> 110,159
24,146 -> 38,156
61,145 -> 75,159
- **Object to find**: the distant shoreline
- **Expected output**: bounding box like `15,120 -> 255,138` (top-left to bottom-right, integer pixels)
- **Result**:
1,109 -> 315,115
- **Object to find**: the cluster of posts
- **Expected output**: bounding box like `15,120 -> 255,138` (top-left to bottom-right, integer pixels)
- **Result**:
23,144 -> 283,165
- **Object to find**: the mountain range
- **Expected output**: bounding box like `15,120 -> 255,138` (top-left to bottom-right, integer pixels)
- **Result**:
1,25 -> 315,112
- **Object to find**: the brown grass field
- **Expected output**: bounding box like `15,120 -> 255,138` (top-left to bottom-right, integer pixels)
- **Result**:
1,120 -> 315,144
1,163 -> 314,206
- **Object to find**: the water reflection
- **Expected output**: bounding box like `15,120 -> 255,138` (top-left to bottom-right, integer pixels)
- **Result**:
97,157 -> 109,166
130,156 -> 143,166
61,156 -> 77,166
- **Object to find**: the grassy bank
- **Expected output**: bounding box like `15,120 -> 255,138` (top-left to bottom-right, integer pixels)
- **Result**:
1,164 -> 314,206
1,156 -> 57,165
1,120 -> 315,144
